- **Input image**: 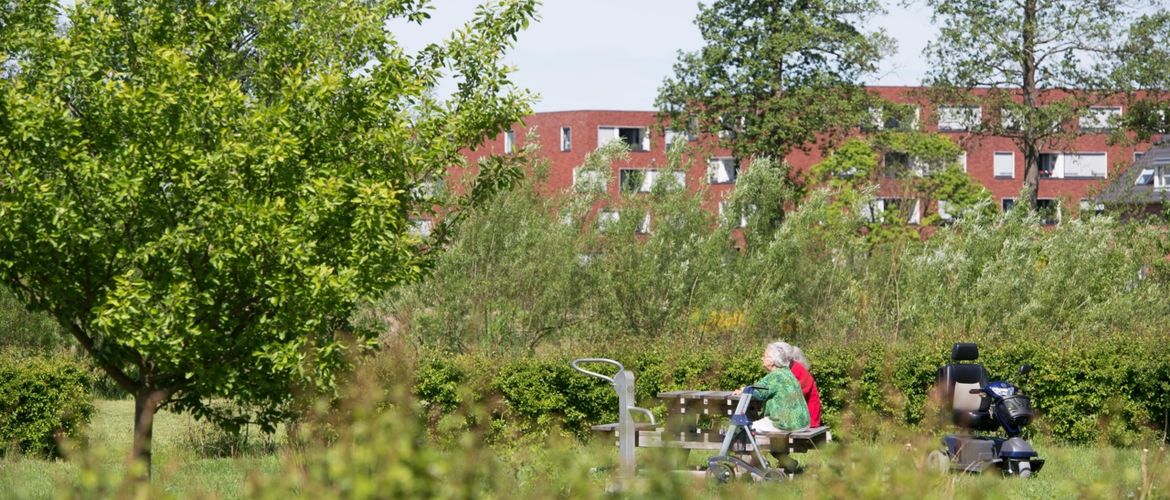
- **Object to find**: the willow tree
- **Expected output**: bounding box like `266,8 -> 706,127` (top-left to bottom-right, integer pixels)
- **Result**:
920,0 -> 1170,210
656,0 -> 894,160
0,0 -> 536,476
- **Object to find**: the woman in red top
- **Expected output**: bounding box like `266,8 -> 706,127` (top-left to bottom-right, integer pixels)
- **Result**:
780,342 -> 822,428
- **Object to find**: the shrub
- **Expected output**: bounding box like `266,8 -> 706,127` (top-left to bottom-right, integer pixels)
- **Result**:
0,351 -> 94,457
408,338 -> 1170,446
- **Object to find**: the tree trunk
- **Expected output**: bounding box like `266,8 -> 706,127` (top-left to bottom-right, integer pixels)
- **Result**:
132,389 -> 167,481
1021,0 -> 1039,210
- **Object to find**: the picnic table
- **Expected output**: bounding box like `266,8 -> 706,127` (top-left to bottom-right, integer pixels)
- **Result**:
591,390 -> 831,458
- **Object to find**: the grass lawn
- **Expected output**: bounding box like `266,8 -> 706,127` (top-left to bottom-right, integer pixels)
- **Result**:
1,399 -> 1164,498
0,400 -> 279,499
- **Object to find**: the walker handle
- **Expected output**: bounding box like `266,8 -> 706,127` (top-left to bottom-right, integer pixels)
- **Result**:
571,358 -> 624,384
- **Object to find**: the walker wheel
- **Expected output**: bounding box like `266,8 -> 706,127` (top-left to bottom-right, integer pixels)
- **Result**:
926,450 -> 950,474
762,469 -> 788,481
706,462 -> 736,484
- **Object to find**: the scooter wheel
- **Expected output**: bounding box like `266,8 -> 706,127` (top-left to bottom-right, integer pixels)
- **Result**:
1017,461 -> 1033,478
926,450 -> 950,474
706,462 -> 736,484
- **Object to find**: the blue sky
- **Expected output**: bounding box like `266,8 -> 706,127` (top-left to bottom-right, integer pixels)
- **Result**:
390,1 -> 938,112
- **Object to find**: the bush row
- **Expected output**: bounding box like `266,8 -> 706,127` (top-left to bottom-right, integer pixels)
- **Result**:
0,350 -> 94,457
410,336 -> 1170,446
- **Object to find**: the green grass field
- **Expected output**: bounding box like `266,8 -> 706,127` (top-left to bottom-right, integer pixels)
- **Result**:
0,400 -> 279,499
0,400 -> 1164,498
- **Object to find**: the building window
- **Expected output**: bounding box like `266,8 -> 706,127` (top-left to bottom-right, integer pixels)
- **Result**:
1135,151 -> 1145,162
958,151 -> 968,173
866,106 -> 920,131
1002,198 -> 1015,212
1159,166 -> 1170,191
1040,152 -> 1108,179
1001,108 -> 1022,131
708,157 -> 739,184
637,212 -> 651,234
1036,199 -> 1060,225
718,201 -> 748,228
1079,199 -> 1105,214
560,127 -> 571,152
861,198 -> 921,225
573,168 -> 605,192
504,129 -> 515,153
409,218 -> 433,237
882,152 -> 912,178
1136,168 -> 1155,186
412,178 -> 444,199
597,210 -> 619,232
993,151 -> 1015,178
1080,106 -> 1122,133
619,169 -> 685,193
937,106 -> 981,132
598,126 -> 649,152
664,129 -> 696,149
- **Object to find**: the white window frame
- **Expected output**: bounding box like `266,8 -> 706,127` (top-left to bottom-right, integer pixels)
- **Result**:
993,151 -> 1015,178
1136,168 -> 1156,186
1080,106 -> 1122,133
958,151 -> 968,173
869,106 -> 921,131
504,129 -> 515,154
619,169 -> 685,193
1001,108 -> 1022,131
409,218 -> 433,237
597,210 -> 619,232
937,106 -> 982,132
597,126 -> 650,152
707,157 -> 739,184
560,127 -> 571,152
572,168 -> 605,192
1039,152 -> 1108,179
718,200 -> 747,228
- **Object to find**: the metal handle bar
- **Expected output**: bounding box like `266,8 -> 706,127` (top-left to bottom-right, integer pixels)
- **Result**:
571,358 -> 624,384
628,406 -> 657,426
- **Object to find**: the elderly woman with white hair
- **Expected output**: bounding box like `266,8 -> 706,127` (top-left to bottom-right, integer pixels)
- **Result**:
778,341 -> 822,428
731,341 -> 810,432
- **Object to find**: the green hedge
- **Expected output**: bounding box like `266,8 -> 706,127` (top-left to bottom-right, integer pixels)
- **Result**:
410,338 -> 1170,446
0,351 -> 94,457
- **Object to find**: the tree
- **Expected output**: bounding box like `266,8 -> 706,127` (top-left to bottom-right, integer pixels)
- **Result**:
809,132 -> 994,242
656,0 -> 893,161
919,0 -> 1170,210
0,0 -> 537,477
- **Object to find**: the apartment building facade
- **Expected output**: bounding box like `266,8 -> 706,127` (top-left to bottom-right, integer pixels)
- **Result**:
453,86 -> 1155,230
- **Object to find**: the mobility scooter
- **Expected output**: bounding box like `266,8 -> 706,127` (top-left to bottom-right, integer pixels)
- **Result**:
928,342 -> 1045,477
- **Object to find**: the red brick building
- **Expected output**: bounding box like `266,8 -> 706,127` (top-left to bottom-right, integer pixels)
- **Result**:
453,86 -> 1156,230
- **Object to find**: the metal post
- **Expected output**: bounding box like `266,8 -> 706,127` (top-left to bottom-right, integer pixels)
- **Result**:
614,369 -> 636,479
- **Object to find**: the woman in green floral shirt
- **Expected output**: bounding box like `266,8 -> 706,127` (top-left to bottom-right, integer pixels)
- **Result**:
732,341 -> 810,432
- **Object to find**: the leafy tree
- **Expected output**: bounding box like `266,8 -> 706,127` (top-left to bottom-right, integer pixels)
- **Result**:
919,0 -> 1170,209
0,0 -> 536,476
810,132 -> 992,231
656,0 -> 894,160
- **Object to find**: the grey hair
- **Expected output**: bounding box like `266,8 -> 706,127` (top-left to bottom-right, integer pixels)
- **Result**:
777,341 -> 811,368
764,342 -> 793,369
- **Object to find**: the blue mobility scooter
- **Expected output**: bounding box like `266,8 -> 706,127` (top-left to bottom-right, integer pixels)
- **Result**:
929,342 -> 1045,477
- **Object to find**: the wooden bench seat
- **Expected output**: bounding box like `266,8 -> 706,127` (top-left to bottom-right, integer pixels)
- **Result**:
592,425 -> 831,454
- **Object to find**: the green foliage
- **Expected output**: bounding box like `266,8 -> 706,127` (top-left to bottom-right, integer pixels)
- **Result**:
408,337 -> 1170,447
0,0 -> 538,468
656,0 -> 894,159
0,285 -> 63,352
0,350 -> 94,457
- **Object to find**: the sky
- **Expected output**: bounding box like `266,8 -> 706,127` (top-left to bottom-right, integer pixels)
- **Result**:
390,1 -> 939,112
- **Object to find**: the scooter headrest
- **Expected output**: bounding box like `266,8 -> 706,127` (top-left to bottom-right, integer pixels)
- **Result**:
951,342 -> 979,361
